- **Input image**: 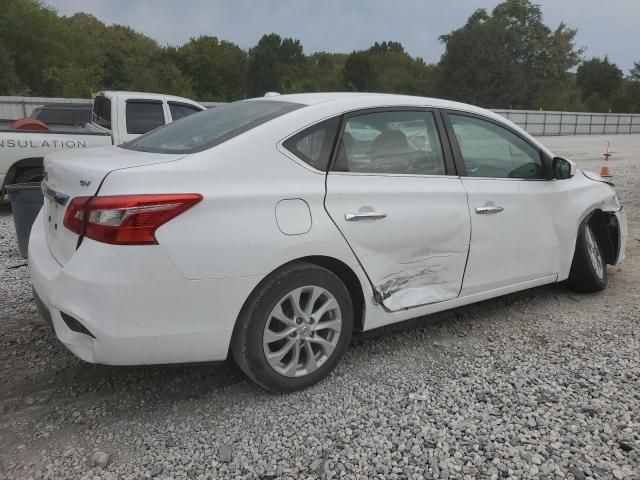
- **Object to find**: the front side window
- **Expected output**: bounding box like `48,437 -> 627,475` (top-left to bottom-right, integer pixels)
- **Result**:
283,117 -> 340,171
123,100 -> 303,154
169,102 -> 202,121
126,101 -> 165,135
449,114 -> 544,179
334,110 -> 446,175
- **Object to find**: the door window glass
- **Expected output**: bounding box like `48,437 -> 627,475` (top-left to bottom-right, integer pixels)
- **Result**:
335,111 -> 445,175
449,114 -> 544,179
283,117 -> 340,171
169,102 -> 202,121
126,101 -> 165,135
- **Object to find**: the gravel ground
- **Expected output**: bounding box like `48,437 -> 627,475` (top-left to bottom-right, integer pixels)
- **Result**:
1,134 -> 639,480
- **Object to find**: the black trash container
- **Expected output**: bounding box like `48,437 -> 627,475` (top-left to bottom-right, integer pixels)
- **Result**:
5,183 -> 44,258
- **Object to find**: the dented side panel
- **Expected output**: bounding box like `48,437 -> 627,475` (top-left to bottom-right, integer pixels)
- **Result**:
325,174 -> 471,311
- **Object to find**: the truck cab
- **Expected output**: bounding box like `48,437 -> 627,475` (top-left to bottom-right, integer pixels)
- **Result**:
0,91 -> 205,194
92,91 -> 205,145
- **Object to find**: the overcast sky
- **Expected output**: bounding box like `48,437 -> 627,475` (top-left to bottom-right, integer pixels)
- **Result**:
45,0 -> 638,72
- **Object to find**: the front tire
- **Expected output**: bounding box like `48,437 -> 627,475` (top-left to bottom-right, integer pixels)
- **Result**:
567,218 -> 607,293
231,262 -> 353,393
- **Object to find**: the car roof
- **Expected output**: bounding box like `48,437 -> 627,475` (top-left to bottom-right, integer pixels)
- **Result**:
260,92 -> 504,121
256,92 -> 551,157
262,92 -> 477,110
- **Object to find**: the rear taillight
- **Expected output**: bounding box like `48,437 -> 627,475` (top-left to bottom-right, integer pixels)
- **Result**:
63,194 -> 202,245
64,196 -> 91,234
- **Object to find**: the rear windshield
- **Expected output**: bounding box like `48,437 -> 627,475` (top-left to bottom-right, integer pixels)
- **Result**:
93,96 -> 112,130
122,100 -> 304,154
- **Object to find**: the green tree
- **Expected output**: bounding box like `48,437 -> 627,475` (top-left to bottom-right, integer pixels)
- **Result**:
629,62 -> 640,82
343,51 -> 375,91
0,0 -> 70,95
300,53 -> 348,91
539,75 -> 586,111
438,0 -> 582,108
246,34 -> 305,96
611,61 -> 640,113
576,57 -> 623,112
0,38 -> 25,94
176,36 -> 246,101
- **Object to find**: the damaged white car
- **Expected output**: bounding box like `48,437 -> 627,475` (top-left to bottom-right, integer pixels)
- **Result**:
29,93 -> 628,392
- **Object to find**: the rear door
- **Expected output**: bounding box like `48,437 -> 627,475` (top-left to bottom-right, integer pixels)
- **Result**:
324,108 -> 471,311
442,111 -> 562,295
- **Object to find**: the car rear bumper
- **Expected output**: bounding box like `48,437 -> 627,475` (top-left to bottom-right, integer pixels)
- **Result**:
28,209 -> 256,365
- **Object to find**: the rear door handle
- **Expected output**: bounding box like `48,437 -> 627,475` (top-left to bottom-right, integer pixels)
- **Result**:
475,206 -> 504,215
345,212 -> 387,221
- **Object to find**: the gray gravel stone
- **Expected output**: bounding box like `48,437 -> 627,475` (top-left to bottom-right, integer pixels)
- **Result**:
88,451 -> 110,468
219,443 -> 233,463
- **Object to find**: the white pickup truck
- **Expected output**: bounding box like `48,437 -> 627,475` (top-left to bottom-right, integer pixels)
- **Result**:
0,91 -> 204,194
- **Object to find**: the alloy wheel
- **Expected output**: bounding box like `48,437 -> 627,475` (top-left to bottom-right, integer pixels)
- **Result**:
585,224 -> 604,280
263,286 -> 342,377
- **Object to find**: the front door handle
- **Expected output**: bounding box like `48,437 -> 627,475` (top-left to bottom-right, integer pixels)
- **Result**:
345,211 -> 387,221
475,206 -> 504,215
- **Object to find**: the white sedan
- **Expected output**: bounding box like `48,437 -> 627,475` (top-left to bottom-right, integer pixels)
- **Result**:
29,93 -> 628,392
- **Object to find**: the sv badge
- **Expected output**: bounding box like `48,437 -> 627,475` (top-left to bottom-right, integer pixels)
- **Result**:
79,180 -> 92,187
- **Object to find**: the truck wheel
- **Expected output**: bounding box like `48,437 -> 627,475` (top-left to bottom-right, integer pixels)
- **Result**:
15,167 -> 44,184
567,218 -> 607,293
231,262 -> 353,393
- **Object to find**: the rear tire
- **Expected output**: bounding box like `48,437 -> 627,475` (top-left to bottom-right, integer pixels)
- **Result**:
567,218 -> 607,293
231,262 -> 353,393
15,167 -> 44,184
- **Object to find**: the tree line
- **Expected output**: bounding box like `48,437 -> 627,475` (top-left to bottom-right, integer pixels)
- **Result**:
1,0 -> 639,113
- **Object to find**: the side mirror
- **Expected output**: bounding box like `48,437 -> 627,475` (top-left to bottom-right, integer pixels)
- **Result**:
553,157 -> 576,180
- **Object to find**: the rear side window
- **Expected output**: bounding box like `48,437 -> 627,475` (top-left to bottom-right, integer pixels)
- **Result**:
123,100 -> 304,154
126,101 -> 165,135
37,108 -> 74,124
334,110 -> 446,175
93,96 -> 112,130
283,117 -> 340,171
169,102 -> 202,121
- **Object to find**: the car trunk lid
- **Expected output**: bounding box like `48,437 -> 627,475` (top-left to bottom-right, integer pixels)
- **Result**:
42,146 -> 187,265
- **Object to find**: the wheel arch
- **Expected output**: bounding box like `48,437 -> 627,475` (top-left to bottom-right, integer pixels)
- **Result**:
231,255 -> 367,350
300,255 -> 366,332
5,157 -> 44,186
586,209 -> 620,265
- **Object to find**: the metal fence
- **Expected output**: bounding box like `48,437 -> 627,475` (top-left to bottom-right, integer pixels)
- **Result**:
0,96 -> 90,119
493,109 -> 640,136
2,96 -> 640,136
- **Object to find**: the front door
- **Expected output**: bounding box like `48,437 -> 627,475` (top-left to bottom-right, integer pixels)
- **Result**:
325,109 -> 471,311
444,112 -> 562,295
